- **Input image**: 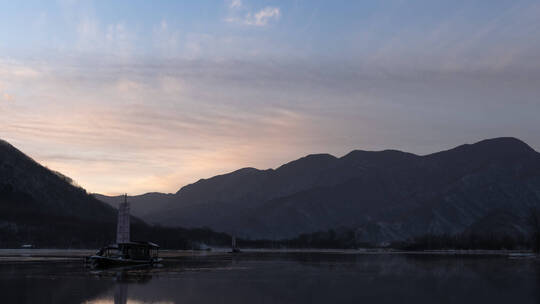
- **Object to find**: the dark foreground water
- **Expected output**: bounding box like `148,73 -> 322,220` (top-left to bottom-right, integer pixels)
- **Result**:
0,251 -> 539,304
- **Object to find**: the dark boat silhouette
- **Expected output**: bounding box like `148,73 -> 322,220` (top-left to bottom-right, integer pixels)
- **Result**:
87,194 -> 161,268
87,241 -> 161,268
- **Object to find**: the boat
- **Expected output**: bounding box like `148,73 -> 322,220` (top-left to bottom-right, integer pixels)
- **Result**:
86,194 -> 161,268
87,241 -> 161,268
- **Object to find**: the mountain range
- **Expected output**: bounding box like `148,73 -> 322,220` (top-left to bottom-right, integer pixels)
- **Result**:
95,137 -> 540,243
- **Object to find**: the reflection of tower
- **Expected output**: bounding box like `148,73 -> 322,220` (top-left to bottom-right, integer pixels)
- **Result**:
231,235 -> 240,253
116,194 -> 130,244
114,282 -> 128,304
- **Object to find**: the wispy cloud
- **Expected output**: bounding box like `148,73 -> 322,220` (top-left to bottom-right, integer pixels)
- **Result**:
229,0 -> 242,9
245,7 -> 281,26
225,2 -> 281,27
0,57 -> 321,194
2,52 -> 540,195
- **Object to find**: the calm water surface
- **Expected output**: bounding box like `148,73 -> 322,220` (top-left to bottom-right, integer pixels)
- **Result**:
0,251 -> 539,304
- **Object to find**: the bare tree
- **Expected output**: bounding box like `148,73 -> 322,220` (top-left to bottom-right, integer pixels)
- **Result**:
528,207 -> 540,254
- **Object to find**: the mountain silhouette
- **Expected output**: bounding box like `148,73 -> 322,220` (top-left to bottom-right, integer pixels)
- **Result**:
96,137 -> 540,242
0,139 -> 230,248
0,139 -> 119,247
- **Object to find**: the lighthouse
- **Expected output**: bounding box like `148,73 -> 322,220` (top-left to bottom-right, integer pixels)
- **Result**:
116,194 -> 130,244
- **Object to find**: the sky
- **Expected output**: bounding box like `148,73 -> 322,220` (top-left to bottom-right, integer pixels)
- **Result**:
1,0 -> 540,195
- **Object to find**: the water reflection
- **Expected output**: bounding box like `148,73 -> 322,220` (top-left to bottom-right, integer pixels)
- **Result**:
87,265 -> 156,304
86,257 -> 234,303
0,262 -> 111,303
0,252 -> 538,304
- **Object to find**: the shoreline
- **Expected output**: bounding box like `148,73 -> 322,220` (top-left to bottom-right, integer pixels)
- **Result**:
0,248 -> 536,263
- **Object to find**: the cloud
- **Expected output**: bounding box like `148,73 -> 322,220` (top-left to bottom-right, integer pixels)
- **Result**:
0,57 -> 325,194
2,54 -> 540,195
246,7 -> 281,26
229,0 -> 242,9
225,3 -> 281,27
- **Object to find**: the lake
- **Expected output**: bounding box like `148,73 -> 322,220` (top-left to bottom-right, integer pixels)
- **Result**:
0,250 -> 538,303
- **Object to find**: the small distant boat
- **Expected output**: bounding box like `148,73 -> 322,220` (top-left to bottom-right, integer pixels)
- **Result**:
86,194 -> 161,268
87,241 -> 161,268
21,244 -> 34,249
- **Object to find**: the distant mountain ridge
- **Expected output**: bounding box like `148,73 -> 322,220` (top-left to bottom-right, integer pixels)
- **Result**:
96,137 -> 540,242
2,136 -> 538,246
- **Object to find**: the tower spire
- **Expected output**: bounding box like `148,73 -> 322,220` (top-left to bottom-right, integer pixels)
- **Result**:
116,193 -> 130,244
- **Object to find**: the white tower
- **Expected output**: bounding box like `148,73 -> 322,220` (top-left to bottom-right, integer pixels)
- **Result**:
116,194 -> 130,244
